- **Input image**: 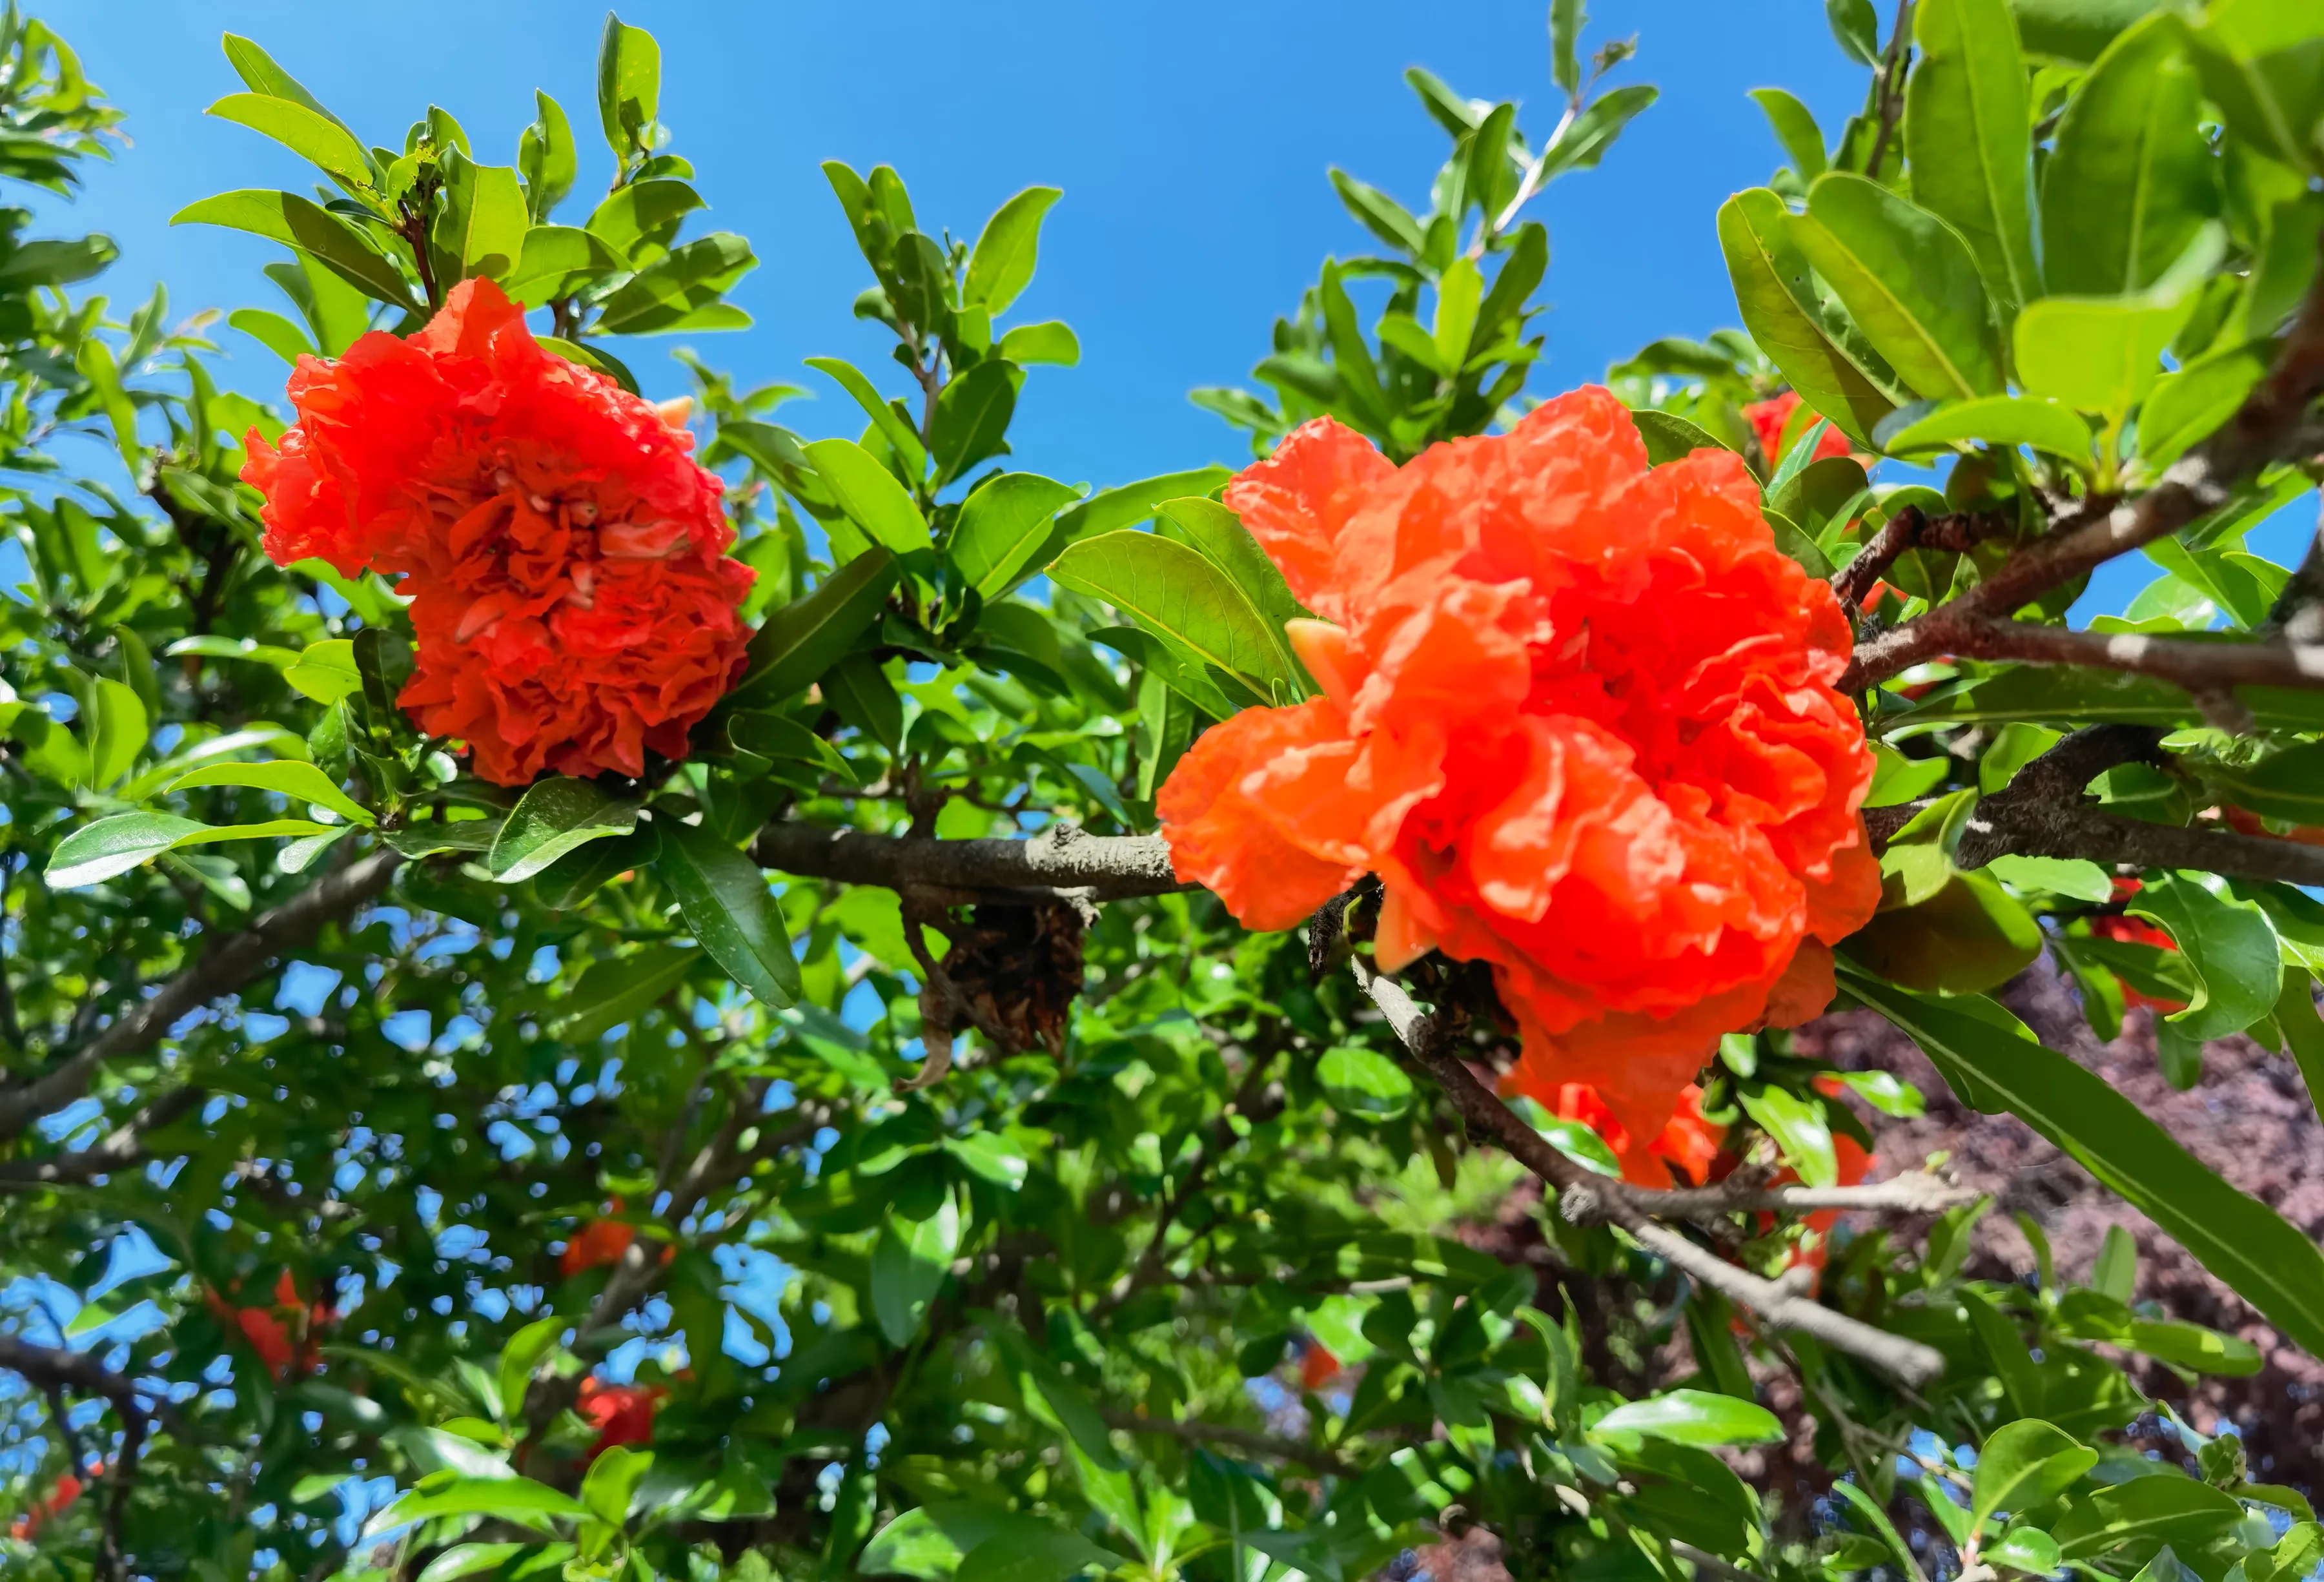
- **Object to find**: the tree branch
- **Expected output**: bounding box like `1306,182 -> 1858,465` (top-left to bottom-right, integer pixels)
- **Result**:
751,819 -> 1182,902
0,1335 -> 194,1448
1099,1407 -> 1354,1477
0,1085 -> 206,1189
1844,239 -> 2324,693
1352,959 -> 1947,1386
1831,506 -> 2007,612
0,851 -> 400,1143
1930,619 -> 2324,696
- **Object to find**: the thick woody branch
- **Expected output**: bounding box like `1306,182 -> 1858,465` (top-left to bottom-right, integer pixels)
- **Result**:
752,819 -> 1180,903
1353,960 -> 1947,1386
1100,1406 -> 1355,1477
1931,619 -> 2324,695
1845,240 -> 2324,693
0,1086 -> 207,1189
1831,506 -> 2008,611
0,851 -> 402,1142
0,1335 -> 194,1447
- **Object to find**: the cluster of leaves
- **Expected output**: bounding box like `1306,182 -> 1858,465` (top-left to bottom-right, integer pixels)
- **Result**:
2,5 -> 2324,1582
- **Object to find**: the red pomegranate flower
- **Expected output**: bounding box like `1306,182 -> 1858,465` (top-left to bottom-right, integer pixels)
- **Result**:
577,1377 -> 662,1461
1551,1081 -> 1728,1186
1157,389 -> 1880,1156
1743,391 -> 1851,469
242,278 -> 753,785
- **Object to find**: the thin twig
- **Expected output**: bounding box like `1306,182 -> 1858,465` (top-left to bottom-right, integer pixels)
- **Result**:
1862,0 -> 1915,179
0,1086 -> 207,1189
1352,959 -> 1946,1386
0,851 -> 402,1142
1099,1407 -> 1354,1477
1831,506 -> 2008,611
1846,241 -> 2324,693
751,819 -> 1182,902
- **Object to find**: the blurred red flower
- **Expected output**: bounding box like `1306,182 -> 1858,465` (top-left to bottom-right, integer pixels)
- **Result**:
577,1377 -> 662,1462
1742,391 -> 1851,469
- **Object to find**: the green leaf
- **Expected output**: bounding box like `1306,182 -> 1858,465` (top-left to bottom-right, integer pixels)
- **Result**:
951,474 -> 1084,598
2052,1478 -> 2244,1564
930,359 -> 1019,486
1986,854 -> 2114,901
1051,466 -> 1234,551
2043,14 -> 2220,297
2138,339 -> 2271,470
172,190 -> 418,311
1842,967 -> 2324,1360
871,1195 -> 961,1346
1737,1084 -> 1838,1186
433,152 -> 532,284
2094,1222 -> 2139,1301
805,438 -> 930,555
1630,408 -> 1733,466
943,1133 -> 1030,1191
1988,1529 -> 2064,1575
418,1545 -> 529,1582
2128,872 -> 2281,1042
1972,1420 -> 2099,1534
1750,88 -> 1829,180
1795,172 -> 2005,400
1717,189 -> 1897,447
1848,870 -> 2045,991
170,759 -> 373,826
1592,1389 -> 1785,1447
1826,0 -> 1883,63
1538,85 -> 1658,180
229,307 -> 314,367
825,653 -> 902,753
584,178 -> 702,262
997,320 -> 1079,366
220,34 -> 358,139
1050,531 -> 1298,704
1330,169 -> 1427,256
965,186 -> 1062,314
732,546 -> 899,704
595,12 -> 662,161
375,1474 -> 589,1530
2214,741 -> 2324,823
2186,0 -> 2324,176
518,90 -> 576,223
487,777 -> 638,882
85,677 -> 147,788
658,820 -> 799,1009
1553,0 -> 1586,92
1906,0 -> 2041,314
580,1444 -> 651,1526
861,1505 -> 1117,1582
553,943 -> 702,1042
595,231 -> 755,334
502,225 -> 624,307
1875,396 -> 2095,462
46,813 -> 330,889
806,356 -> 928,482
206,92 -> 374,185
2015,290 -> 2203,422
1318,1045 -> 1415,1120
1156,495 -> 1304,655
284,639 -> 362,703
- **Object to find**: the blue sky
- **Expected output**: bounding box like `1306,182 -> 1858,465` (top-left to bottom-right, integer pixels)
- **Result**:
31,1 -> 2310,609
41,1 -> 1864,481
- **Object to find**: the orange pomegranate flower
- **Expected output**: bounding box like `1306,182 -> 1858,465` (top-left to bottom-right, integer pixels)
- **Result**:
561,1217 -> 638,1277
1553,1081 -> 1728,1186
1300,1339 -> 1342,1391
1782,1131 -> 1873,1291
1157,389 -> 1880,1161
1742,391 -> 1851,469
242,277 -> 753,785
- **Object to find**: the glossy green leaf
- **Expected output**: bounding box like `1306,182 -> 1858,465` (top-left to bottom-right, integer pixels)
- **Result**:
2185,0 -> 2324,176
733,546 -> 898,704
487,777 -> 638,882
657,819 -> 799,1010
1875,396 -> 2094,461
951,474 -> 1084,597
501,225 -> 624,307
965,186 -> 1061,314
997,320 -> 1079,366
2138,339 -> 2270,469
1842,966 -> 2324,1360
1794,173 -> 2004,400
1050,530 -> 1298,704
376,1474 -> 590,1529
284,639 -> 362,704
806,356 -> 928,482
47,813 -> 334,889
1538,85 -> 1658,180
205,93 -> 375,185
1051,466 -> 1234,551
1749,88 -> 1828,180
595,231 -> 756,333
871,1195 -> 961,1346
2128,872 -> 2282,1042
1716,188 -> 1897,446
517,90 -> 576,223
1318,1045 -> 1414,1120
930,358 -> 1019,486
2044,14 -> 2220,296
553,942 -> 701,1042
1907,0 -> 2041,313
1972,1419 -> 2099,1533
2052,1477 -> 2244,1564
1631,408 -> 1733,465
584,178 -> 702,262
1988,1529 -> 2064,1575
170,759 -> 373,827
804,438 -> 929,555
595,12 -> 661,160
2015,288 -> 2203,422
172,190 -> 418,311
1593,1390 -> 1785,1447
